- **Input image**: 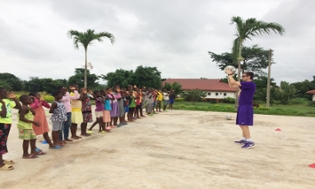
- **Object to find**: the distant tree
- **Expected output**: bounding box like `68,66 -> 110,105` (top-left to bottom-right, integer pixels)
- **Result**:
209,45 -> 271,76
162,82 -> 182,96
291,76 -> 315,100
23,77 -> 43,92
68,68 -> 101,90
0,73 -> 23,91
183,89 -> 206,104
102,66 -> 162,89
68,29 -> 115,88
253,76 -> 277,103
131,66 -> 162,89
0,80 -> 11,90
101,69 -> 134,89
23,77 -> 68,93
274,81 -> 297,104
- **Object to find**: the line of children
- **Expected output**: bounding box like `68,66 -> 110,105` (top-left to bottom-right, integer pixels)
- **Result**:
0,85 -> 175,171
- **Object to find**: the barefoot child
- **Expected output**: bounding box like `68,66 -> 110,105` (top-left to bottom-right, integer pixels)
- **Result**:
29,92 -> 55,151
50,90 -> 67,148
0,88 -> 22,171
17,95 -> 41,159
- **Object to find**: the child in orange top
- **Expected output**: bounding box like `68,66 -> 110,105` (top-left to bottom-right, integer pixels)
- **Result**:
29,92 -> 54,152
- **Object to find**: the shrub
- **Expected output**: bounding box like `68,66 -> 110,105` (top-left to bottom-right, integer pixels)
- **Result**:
289,98 -> 309,105
175,98 -> 185,102
308,101 -> 315,107
43,95 -> 54,103
222,97 -> 235,104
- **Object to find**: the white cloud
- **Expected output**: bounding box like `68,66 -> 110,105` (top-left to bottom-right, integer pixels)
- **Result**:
0,0 -> 314,85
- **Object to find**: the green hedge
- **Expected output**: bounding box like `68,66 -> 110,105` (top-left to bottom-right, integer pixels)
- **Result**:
174,103 -> 308,116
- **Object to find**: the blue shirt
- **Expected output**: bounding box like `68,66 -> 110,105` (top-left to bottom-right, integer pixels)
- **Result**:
104,99 -> 111,110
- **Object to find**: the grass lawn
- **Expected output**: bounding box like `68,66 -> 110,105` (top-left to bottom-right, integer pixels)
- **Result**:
173,101 -> 315,117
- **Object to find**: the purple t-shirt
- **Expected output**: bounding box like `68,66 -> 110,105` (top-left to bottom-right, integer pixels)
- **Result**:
95,97 -> 104,111
239,82 -> 256,105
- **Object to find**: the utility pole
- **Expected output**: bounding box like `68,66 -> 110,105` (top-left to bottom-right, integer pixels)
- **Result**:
266,49 -> 273,108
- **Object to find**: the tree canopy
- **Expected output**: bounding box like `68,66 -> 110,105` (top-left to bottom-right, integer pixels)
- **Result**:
0,73 -> 23,91
209,45 -> 271,76
102,66 -> 162,89
231,16 -> 285,61
162,82 -> 182,96
68,68 -> 101,90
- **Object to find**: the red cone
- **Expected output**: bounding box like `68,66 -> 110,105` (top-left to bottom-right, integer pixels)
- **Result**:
275,128 -> 281,131
309,163 -> 315,169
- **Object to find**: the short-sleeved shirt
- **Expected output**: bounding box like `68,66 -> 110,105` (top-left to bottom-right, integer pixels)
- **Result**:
104,99 -> 111,111
163,92 -> 169,100
0,99 -> 16,124
239,82 -> 256,105
17,107 -> 34,130
95,97 -> 104,111
70,92 -> 81,112
157,92 -> 163,101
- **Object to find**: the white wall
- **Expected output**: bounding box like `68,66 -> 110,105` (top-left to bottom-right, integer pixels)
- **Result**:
204,91 -> 236,99
313,94 -> 315,101
181,90 -> 236,99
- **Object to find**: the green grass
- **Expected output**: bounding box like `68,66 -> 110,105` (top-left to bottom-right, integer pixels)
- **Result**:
173,101 -> 315,117
270,104 -> 315,116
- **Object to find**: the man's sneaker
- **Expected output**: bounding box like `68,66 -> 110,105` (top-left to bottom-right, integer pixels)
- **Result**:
234,139 -> 246,144
241,142 -> 255,149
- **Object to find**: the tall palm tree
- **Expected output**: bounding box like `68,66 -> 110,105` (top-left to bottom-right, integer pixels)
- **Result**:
231,16 -> 285,108
68,29 -> 115,88
231,16 -> 285,81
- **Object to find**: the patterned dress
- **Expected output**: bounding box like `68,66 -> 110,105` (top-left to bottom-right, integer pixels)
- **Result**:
82,97 -> 92,123
50,101 -> 67,122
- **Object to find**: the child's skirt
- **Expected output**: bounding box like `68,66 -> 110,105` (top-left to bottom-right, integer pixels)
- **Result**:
82,111 -> 93,123
103,110 -> 111,122
110,102 -> 119,117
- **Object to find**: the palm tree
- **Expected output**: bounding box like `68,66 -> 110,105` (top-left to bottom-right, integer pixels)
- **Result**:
231,16 -> 285,108
68,29 -> 115,88
231,16 -> 285,81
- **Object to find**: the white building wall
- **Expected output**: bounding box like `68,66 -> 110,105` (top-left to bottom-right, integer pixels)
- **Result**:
204,91 -> 236,99
313,94 -> 315,101
181,91 -> 236,99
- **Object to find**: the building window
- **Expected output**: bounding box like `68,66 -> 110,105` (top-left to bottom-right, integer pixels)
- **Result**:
215,93 -> 218,96
208,92 -> 211,95
224,93 -> 227,96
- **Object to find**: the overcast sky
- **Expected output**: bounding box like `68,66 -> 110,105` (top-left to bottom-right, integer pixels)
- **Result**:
0,0 -> 314,85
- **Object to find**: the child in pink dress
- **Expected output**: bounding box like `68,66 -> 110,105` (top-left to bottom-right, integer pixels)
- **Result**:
29,92 -> 56,151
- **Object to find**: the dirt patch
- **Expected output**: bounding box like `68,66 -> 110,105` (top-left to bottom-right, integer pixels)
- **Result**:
1,110 -> 315,189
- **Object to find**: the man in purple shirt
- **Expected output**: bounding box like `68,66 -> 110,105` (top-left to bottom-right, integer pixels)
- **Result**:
227,71 -> 256,149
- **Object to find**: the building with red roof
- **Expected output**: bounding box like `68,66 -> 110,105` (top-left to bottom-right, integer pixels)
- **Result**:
306,89 -> 315,101
163,78 -> 237,99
